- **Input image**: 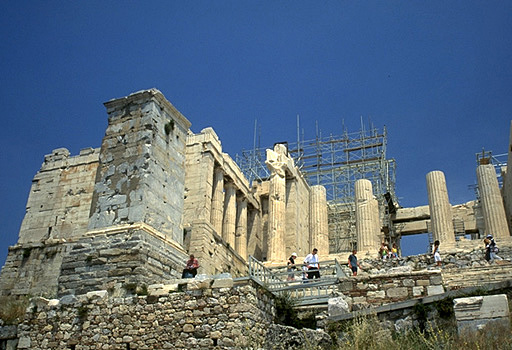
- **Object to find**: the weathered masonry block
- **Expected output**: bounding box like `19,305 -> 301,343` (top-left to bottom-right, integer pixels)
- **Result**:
89,89 -> 191,244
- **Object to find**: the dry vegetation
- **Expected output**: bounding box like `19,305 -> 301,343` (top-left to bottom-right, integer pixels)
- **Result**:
324,316 -> 512,350
0,296 -> 28,325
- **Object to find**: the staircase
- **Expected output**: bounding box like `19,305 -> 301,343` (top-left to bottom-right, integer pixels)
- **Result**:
246,256 -> 345,306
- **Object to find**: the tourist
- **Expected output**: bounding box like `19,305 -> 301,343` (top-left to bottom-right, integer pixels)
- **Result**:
348,250 -> 362,276
182,254 -> 199,278
304,248 -> 320,280
486,234 -> 503,262
287,252 -> 298,281
483,237 -> 491,262
379,242 -> 389,260
433,240 -> 441,267
301,263 -> 309,282
391,243 -> 399,258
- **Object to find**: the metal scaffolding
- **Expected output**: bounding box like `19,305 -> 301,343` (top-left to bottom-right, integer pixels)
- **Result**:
236,121 -> 398,253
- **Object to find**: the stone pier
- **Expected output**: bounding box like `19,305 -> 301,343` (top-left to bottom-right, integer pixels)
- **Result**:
88,89 -> 191,243
355,179 -> 380,256
426,170 -> 455,247
477,164 -> 511,240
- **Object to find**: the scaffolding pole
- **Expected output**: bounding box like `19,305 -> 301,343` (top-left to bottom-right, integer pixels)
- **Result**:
236,123 -> 398,253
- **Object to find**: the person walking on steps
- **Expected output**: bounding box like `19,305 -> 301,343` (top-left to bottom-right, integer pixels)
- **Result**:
287,252 -> 298,281
304,248 -> 320,280
348,250 -> 362,276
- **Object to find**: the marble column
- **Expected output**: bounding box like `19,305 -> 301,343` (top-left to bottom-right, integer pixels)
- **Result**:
426,170 -> 455,246
503,121 -> 512,234
235,196 -> 248,260
210,167 -> 224,235
355,179 -> 380,256
310,185 -> 329,255
266,144 -> 287,262
222,182 -> 237,247
477,164 -> 511,240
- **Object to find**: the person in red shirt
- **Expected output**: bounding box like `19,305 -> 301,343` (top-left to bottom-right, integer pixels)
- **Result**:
182,254 -> 200,278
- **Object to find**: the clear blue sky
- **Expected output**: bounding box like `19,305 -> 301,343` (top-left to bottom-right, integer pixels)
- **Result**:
1,1 -> 511,264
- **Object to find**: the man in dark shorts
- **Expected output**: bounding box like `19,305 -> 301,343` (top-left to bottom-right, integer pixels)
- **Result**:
348,250 -> 361,276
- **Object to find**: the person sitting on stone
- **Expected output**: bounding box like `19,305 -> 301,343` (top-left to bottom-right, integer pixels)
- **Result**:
379,243 -> 388,260
182,254 -> 199,278
486,234 -> 503,262
391,243 -> 399,258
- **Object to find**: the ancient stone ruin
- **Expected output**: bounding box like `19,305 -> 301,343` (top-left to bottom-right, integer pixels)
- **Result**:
1,89 -> 511,349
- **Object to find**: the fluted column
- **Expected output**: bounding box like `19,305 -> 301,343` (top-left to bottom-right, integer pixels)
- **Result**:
477,164 -> 511,240
235,196 -> 248,260
222,182 -> 237,247
355,179 -> 380,256
503,121 -> 512,234
266,144 -> 287,262
310,185 -> 329,255
426,171 -> 455,246
210,167 -> 224,235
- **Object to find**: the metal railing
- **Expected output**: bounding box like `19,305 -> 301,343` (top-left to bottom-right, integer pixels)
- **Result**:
247,256 -> 346,305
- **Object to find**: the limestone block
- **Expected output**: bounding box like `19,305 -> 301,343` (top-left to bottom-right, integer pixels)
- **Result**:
454,294 -> 510,334
426,285 -> 444,296
212,278 -> 234,289
0,325 -> 17,339
367,290 -> 386,299
187,279 -> 211,290
147,283 -> 164,291
328,297 -> 350,318
402,279 -> 415,287
31,296 -> 51,309
17,336 -> 31,349
386,287 -> 408,299
48,299 -> 60,307
86,290 -> 108,300
416,279 -> 430,286
413,286 -> 424,297
429,275 -> 443,285
352,296 -> 367,304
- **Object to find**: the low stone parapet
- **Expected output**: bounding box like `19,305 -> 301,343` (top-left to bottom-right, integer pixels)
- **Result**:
338,270 -> 444,310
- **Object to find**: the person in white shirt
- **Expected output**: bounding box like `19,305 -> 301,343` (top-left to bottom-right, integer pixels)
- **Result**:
304,248 -> 320,280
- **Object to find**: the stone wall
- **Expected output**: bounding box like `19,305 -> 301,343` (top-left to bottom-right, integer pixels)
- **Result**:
0,242 -> 69,298
18,147 -> 100,244
58,225 -> 188,297
0,225 -> 188,298
337,270 -> 444,311
13,278 -> 331,350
